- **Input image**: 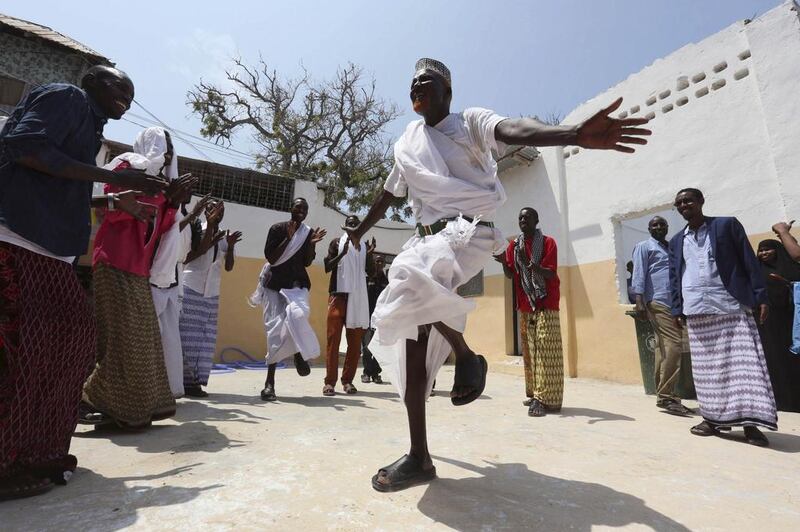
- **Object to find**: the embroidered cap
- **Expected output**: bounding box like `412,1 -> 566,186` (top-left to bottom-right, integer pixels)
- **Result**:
414,58 -> 451,86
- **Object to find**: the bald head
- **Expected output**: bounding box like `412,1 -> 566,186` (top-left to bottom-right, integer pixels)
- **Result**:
81,65 -> 134,120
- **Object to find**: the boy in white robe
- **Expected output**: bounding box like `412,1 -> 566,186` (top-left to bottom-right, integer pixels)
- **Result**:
346,58 -> 652,492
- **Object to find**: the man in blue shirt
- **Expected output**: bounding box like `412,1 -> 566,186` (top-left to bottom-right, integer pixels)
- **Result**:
632,216 -> 691,415
0,65 -> 164,500
669,188 -> 776,447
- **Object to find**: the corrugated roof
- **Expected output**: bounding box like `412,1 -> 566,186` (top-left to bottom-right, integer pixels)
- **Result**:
0,12 -> 110,65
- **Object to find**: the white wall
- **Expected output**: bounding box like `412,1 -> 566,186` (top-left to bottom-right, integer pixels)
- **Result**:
498,1 -> 799,273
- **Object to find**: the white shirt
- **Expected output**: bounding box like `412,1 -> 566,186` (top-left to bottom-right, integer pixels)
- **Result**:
384,107 -> 508,224
681,223 -> 744,315
0,223 -> 75,263
182,224 -> 228,298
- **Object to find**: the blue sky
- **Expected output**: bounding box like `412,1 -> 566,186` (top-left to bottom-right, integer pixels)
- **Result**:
3,0 -> 779,166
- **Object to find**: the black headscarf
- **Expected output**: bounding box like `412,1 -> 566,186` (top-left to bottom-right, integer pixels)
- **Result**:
758,239 -> 800,308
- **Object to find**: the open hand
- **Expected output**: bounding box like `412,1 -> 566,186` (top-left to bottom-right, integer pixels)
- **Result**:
211,230 -> 225,247
165,174 -> 198,205
576,98 -> 651,153
366,237 -> 377,254
206,201 -> 224,226
114,168 -> 168,195
191,193 -> 213,219
116,190 -> 157,221
311,227 -> 327,244
226,230 -> 243,247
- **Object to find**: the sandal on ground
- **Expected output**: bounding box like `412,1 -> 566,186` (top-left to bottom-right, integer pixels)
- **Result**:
343,383 -> 358,395
450,354 -> 488,407
184,385 -> 208,398
0,474 -> 53,501
744,426 -> 769,447
372,375 -> 383,384
690,421 -> 719,437
371,454 -> 437,493
78,403 -> 114,427
294,353 -> 311,377
322,384 -> 335,396
528,399 -> 546,417
361,374 -> 371,384
662,402 -> 694,416
28,455 -> 78,486
523,398 -> 533,406
260,384 -> 277,402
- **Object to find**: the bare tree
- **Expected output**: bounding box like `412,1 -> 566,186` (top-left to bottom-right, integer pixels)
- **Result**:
188,58 -> 405,216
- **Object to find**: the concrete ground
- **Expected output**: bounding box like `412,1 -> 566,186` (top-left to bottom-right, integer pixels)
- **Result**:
2,360 -> 800,531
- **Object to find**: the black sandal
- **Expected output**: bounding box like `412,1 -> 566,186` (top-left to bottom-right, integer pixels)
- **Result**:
744,426 -> 769,447
260,384 -> 277,402
690,421 -> 719,437
294,353 -> 311,377
662,402 -> 694,417
450,355 -> 488,406
371,454 -> 437,492
528,399 -> 546,417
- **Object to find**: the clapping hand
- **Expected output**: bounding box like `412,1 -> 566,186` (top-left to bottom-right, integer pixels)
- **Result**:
311,227 -> 327,244
116,190 -> 157,221
366,237 -> 377,254
206,201 -> 224,226
165,173 -> 198,206
190,193 -> 213,219
114,168 -> 168,195
576,98 -> 652,153
226,230 -> 243,247
211,230 -> 225,247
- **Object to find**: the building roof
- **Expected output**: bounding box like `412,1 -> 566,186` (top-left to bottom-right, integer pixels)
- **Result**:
0,12 -> 111,65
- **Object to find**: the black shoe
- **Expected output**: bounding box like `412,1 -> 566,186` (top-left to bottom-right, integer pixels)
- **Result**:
372,375 -> 383,384
293,353 -> 311,377
528,399 -> 546,417
361,374 -> 371,384
260,384 -> 277,402
744,426 -> 769,447
184,385 -> 208,398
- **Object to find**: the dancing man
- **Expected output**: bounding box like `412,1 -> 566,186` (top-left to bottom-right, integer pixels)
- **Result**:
253,198 -> 326,401
344,58 -> 651,491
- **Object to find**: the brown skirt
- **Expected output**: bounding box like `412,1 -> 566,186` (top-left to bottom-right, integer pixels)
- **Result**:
83,264 -> 175,427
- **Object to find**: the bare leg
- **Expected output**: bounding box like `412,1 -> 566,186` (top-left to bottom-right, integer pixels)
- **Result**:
374,327 -> 434,488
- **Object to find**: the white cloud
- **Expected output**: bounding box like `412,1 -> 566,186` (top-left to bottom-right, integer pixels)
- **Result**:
167,29 -> 238,85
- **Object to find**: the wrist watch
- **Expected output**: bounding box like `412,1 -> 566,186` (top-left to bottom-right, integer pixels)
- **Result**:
107,193 -> 118,211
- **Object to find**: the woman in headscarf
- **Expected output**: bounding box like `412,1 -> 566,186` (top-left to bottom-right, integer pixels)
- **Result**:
82,127 -> 196,428
757,239 -> 800,412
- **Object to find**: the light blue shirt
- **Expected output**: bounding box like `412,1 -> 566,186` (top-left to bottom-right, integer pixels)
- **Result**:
631,237 -> 671,307
681,223 -> 744,316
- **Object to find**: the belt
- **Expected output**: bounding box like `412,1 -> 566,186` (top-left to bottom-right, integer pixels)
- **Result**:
416,216 -> 494,237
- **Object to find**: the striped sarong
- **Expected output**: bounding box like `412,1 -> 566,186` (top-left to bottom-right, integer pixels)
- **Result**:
686,312 -> 777,430
180,286 -> 219,386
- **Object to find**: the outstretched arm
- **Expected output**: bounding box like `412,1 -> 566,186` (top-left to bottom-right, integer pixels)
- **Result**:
495,98 -> 651,153
344,191 -> 398,249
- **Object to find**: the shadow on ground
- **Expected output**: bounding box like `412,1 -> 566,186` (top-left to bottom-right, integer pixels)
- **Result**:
556,407 -> 636,424
74,421 -> 245,454
419,457 -> 690,531
714,429 -> 800,454
5,465 -> 220,531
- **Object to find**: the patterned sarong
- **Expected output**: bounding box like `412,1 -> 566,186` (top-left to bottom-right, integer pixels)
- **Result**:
687,312 -> 777,430
0,243 -> 95,478
180,286 -> 219,386
83,264 -> 175,427
519,309 -> 564,408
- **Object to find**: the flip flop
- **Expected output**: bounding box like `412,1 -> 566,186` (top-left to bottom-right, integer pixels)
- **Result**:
690,421 -> 719,437
371,454 -> 437,492
451,355 -> 488,406
661,402 -> 695,417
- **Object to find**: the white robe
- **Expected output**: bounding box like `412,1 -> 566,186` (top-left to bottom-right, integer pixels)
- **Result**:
249,223 -> 320,364
336,233 -> 370,329
370,109 -> 508,398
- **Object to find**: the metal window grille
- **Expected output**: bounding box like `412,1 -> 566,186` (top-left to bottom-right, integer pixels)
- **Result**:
104,142 -> 295,211
457,269 -> 484,298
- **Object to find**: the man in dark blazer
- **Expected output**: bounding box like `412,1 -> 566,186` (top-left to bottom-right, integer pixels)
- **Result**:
668,188 -> 776,447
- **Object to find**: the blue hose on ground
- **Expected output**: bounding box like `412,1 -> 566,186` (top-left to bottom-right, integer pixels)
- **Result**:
211,346 -> 288,374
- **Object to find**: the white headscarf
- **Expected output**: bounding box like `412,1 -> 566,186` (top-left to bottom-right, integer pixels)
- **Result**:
103,126 -> 178,177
